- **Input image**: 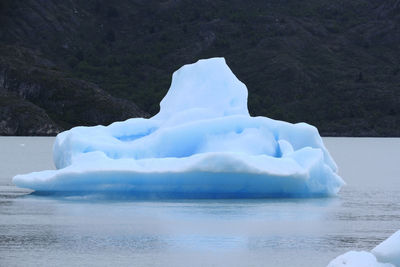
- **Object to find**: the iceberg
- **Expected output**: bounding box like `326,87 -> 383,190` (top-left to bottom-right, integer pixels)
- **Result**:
327,251 -> 393,267
13,57 -> 344,197
372,230 -> 400,266
327,230 -> 400,267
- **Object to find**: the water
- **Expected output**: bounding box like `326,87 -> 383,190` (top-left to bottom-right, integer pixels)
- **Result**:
0,137 -> 399,266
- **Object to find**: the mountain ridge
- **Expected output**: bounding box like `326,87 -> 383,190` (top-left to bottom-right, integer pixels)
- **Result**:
0,0 -> 399,136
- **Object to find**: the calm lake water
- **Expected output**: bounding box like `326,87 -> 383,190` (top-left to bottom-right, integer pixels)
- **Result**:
0,137 -> 399,266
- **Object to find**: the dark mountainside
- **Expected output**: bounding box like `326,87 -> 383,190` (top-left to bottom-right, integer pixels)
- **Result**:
0,0 -> 399,136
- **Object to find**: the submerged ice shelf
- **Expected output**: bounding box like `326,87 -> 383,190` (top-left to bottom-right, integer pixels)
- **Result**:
13,57 -> 344,197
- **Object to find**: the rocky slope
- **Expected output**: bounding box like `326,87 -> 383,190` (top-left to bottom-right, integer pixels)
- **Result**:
0,0 -> 399,136
0,45 -> 148,135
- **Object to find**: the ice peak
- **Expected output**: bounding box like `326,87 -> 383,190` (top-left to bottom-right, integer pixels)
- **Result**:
154,57 -> 249,122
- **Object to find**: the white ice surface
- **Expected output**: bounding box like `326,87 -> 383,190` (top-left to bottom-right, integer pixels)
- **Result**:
327,251 -> 394,267
372,230 -> 400,266
13,57 -> 344,197
328,230 -> 400,267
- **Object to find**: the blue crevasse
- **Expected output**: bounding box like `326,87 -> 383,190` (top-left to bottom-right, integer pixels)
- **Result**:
13,57 -> 345,197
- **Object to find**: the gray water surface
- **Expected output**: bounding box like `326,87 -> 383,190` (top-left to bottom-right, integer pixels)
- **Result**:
0,137 -> 399,266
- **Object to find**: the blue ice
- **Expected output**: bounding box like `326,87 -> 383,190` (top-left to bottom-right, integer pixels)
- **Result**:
13,58 -> 344,198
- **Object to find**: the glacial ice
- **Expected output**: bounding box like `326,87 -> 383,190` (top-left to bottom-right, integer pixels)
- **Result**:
327,251 -> 393,267
327,230 -> 400,267
13,57 -> 344,197
372,230 -> 400,266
